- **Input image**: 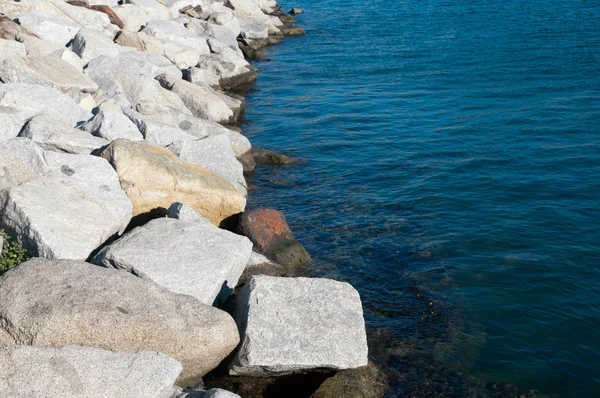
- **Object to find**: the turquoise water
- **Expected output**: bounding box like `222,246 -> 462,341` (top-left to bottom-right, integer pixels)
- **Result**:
244,1 -> 600,396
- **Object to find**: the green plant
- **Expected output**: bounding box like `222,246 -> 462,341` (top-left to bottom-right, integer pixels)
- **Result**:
0,230 -> 30,274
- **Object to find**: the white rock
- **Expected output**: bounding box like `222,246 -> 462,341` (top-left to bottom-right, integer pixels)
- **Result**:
82,100 -> 143,141
88,0 -> 119,7
85,52 -> 182,81
0,52 -> 98,95
17,10 -> 81,46
0,151 -> 132,260
230,276 -> 369,376
237,15 -> 268,39
227,0 -> 270,23
51,1 -> 113,34
183,17 -> 241,54
208,11 -> 241,38
168,134 -> 246,195
167,201 -> 213,224
113,4 -> 150,31
197,44 -> 257,90
227,129 -> 252,159
0,346 -> 182,398
93,217 -> 253,306
204,389 -> 242,398
0,139 -> 50,190
71,28 -> 121,66
0,83 -> 92,127
185,67 -> 221,87
19,113 -> 109,155
123,107 -> 197,146
124,0 -> 170,21
53,47 -> 84,71
0,40 -> 26,57
142,19 -> 210,56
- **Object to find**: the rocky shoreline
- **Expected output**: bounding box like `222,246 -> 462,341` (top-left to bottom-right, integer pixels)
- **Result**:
0,0 -> 379,397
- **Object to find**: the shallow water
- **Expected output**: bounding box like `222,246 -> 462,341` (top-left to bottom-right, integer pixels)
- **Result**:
243,1 -> 600,396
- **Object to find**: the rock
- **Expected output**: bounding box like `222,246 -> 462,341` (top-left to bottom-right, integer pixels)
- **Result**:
207,12 -> 241,38
0,258 -> 240,383
0,52 -> 99,95
53,47 -> 84,71
184,67 -> 221,87
82,100 -> 143,141
238,208 -> 311,272
123,108 -> 198,147
289,8 -> 303,14
0,83 -> 92,127
0,138 -> 49,190
71,28 -> 121,66
115,30 -> 199,69
19,113 -> 109,155
0,105 -> 28,142
17,10 -> 81,46
52,1 -> 114,34
167,201 -> 212,224
205,389 -> 242,398
85,52 -> 182,82
237,15 -> 269,40
0,147 -> 132,259
156,74 -> 233,124
230,275 -> 369,376
124,0 -> 170,21
200,39 -> 258,90
98,139 -> 246,225
0,346 -> 182,398
167,134 -> 247,195
93,217 -> 253,306
281,25 -> 305,36
310,361 -> 389,398
252,145 -> 298,165
87,4 -> 125,28
0,39 -> 26,57
0,16 -> 38,41
112,3 -> 150,31
238,250 -> 287,287
227,0 -> 270,24
183,17 -> 240,54
142,19 -> 210,56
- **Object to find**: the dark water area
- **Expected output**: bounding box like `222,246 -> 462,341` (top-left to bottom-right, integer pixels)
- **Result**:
242,1 -> 600,396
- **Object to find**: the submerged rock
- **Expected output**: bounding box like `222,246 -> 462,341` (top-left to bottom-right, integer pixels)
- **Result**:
0,258 -> 239,383
238,208 -> 311,273
0,346 -> 182,398
98,139 -> 246,225
310,361 -> 389,398
93,217 -> 253,306
289,8 -> 303,15
252,146 -> 298,165
230,275 -> 369,376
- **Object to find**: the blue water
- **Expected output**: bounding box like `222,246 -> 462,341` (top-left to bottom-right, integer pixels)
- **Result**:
243,1 -> 600,396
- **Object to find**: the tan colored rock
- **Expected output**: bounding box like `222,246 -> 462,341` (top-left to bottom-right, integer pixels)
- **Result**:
99,139 -> 246,225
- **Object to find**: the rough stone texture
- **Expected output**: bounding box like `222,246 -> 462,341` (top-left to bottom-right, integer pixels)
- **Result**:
142,19 -> 210,55
71,28 -> 121,66
281,25 -> 305,36
230,276 -> 369,376
238,15 -> 269,40
167,134 -> 247,195
123,108 -> 198,147
87,4 -> 124,28
310,361 -> 389,398
185,67 -> 221,88
207,12 -> 241,38
85,52 -> 181,81
183,18 -> 240,54
93,217 -> 253,306
0,39 -> 26,57
0,83 -> 92,127
157,73 -> 233,124
98,139 -> 246,224
167,201 -> 212,224
0,105 -> 29,142
0,258 -> 240,383
252,146 -> 298,165
0,16 -> 39,41
238,251 -> 287,288
19,113 -> 108,154
205,389 -> 242,398
52,1 -> 113,34
0,346 -> 182,398
0,150 -> 132,260
54,47 -> 84,71
17,10 -> 81,46
0,139 -> 50,190
238,208 -> 311,272
0,52 -> 99,95
113,3 -> 150,31
197,42 -> 258,90
125,0 -> 170,21
81,99 -> 143,141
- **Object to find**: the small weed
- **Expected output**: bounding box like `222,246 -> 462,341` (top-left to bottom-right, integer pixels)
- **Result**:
0,230 -> 30,275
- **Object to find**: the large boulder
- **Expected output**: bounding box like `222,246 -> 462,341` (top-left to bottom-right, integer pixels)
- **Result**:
0,259 -> 240,383
81,99 -> 143,141
84,52 -> 181,81
141,19 -> 210,56
16,10 -> 81,45
0,16 -> 39,41
0,138 -> 49,190
197,41 -> 257,90
93,217 -> 253,306
0,144 -> 132,260
238,208 -> 311,273
0,346 -> 182,398
230,276 -> 369,376
70,28 -> 122,66
98,139 -> 246,225
20,113 -> 109,155
112,4 -> 150,31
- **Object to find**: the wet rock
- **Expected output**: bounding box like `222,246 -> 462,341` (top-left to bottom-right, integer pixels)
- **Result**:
280,25 -> 305,36
0,258 -> 240,383
230,275 -> 369,376
310,361 -> 389,398
238,208 -> 311,272
98,139 -> 246,225
81,99 -> 143,141
252,145 -> 298,165
0,346 -> 182,398
289,8 -> 303,15
0,148 -> 132,260
93,217 -> 253,306
19,113 -> 109,155
16,10 -> 81,46
0,52 -> 99,95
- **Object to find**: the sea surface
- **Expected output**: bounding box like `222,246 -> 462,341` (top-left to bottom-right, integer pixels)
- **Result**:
242,1 -> 600,396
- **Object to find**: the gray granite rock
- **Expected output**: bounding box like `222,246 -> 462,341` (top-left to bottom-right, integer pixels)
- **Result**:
113,4 -> 150,31
71,28 -> 121,66
183,18 -> 240,54
0,258 -> 240,383
85,52 -> 181,81
167,202 -> 212,224
237,15 -> 269,40
167,134 -> 247,195
0,83 -> 92,127
93,217 -> 253,306
185,67 -> 221,87
0,139 -> 50,190
207,11 -> 241,38
20,113 -> 109,155
124,0 -> 170,21
0,52 -> 98,95
0,346 -> 181,398
17,10 -> 81,46
0,151 -> 132,260
82,100 -> 143,141
230,276 -> 369,376
197,42 -> 257,90
142,19 -> 210,56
